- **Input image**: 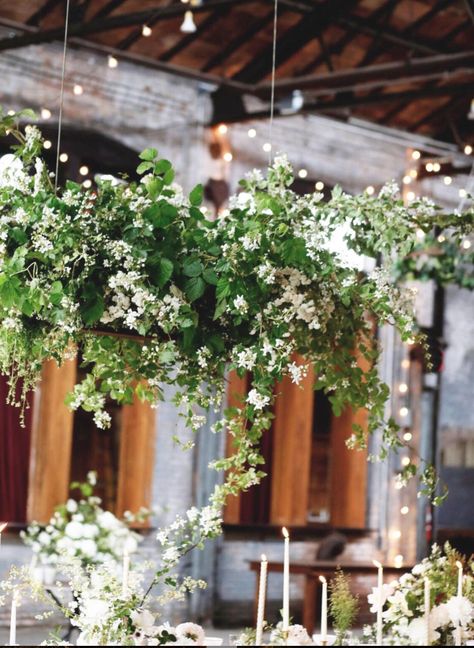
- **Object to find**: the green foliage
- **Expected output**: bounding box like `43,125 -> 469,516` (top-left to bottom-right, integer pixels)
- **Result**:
329,569 -> 359,645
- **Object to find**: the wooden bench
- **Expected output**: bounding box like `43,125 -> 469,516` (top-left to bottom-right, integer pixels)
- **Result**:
249,560 -> 410,634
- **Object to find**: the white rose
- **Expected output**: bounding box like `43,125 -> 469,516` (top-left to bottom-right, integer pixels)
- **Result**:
81,599 -> 109,626
66,499 -> 78,513
79,539 -> 97,558
38,532 -> 51,546
97,511 -> 121,531
65,521 -> 83,539
81,524 -> 99,539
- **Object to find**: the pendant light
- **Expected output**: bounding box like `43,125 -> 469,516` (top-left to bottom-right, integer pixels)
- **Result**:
180,10 -> 196,32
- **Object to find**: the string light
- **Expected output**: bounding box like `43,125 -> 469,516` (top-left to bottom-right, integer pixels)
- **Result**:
409,169 -> 418,179
247,128 -> 257,138
83,179 -> 92,189
263,142 -> 272,153
407,191 -> 416,202
437,234 -> 446,243
43,140 -> 52,150
365,185 -> 375,195
73,84 -> 83,96
459,189 -> 467,198
41,108 -> 52,120
394,555 -> 404,568
433,162 -> 441,172
398,383 -> 408,394
401,456 -> 411,467
298,169 -> 308,179
217,124 -> 228,135
223,151 -> 233,162
142,25 -> 153,37
390,529 -> 402,540
59,153 -> 68,163
463,240 -> 472,250
399,406 -> 409,417
315,181 -> 325,191
403,431 -> 413,442
464,144 -> 473,155
79,166 -> 89,176
412,150 -> 421,160
108,55 -> 118,69
443,176 -> 452,185
400,506 -> 410,515
401,359 -> 410,369
403,175 -> 412,185
426,162 -> 433,172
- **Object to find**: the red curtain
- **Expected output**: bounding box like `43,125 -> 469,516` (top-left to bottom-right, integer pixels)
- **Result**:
0,376 -> 32,523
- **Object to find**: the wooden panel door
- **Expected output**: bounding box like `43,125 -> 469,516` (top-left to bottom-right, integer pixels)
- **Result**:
116,390 -> 156,525
270,357 -> 315,526
27,357 -> 77,522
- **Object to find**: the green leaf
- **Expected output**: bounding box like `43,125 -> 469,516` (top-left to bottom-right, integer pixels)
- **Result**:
154,159 -> 172,175
189,184 -> 204,207
146,178 -> 163,200
0,280 -> 18,308
213,299 -> 227,320
203,268 -> 218,285
50,281 -> 64,306
139,148 -> 158,162
163,168 -> 175,186
137,161 -> 154,175
157,258 -> 174,288
185,276 -> 205,302
183,257 -> 203,278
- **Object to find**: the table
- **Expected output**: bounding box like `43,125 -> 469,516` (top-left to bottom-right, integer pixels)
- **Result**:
249,560 -> 410,634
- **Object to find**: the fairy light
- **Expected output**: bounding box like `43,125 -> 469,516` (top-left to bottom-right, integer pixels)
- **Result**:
412,150 -> 421,160
437,234 -> 446,243
315,181 -> 325,191
43,140 -> 52,150
365,185 -> 375,195
409,169 -> 418,179
248,128 -> 257,138
73,84 -> 83,96
407,191 -> 416,202
298,169 -> 308,179
443,176 -> 452,186
426,162 -> 433,172
433,162 -> 441,172
399,406 -> 409,417
464,144 -> 473,155
400,506 -> 410,515
263,142 -> 272,153
108,55 -> 118,69
223,151 -> 233,162
463,240 -> 472,250
403,175 -> 412,185
59,153 -> 68,163
459,189 -> 467,198
142,25 -> 153,37
401,358 -> 410,369
390,529 -> 402,540
83,179 -> 92,189
41,108 -> 51,120
403,431 -> 413,442
79,166 -> 89,176
394,555 -> 404,568
217,124 -> 228,135
401,456 -> 411,467
398,383 -> 408,394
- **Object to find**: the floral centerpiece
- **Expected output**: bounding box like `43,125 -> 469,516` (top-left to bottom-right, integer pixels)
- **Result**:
21,472 -> 144,572
0,109 -> 473,574
365,543 -> 474,645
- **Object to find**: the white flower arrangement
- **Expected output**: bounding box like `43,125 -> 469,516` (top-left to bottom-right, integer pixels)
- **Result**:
21,472 -> 145,570
364,543 -> 474,646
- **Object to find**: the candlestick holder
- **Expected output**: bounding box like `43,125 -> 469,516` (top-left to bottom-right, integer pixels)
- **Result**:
312,634 -> 337,646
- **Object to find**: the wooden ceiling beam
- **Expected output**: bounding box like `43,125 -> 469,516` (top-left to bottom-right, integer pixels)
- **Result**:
0,0 -> 257,52
26,0 -> 63,26
233,0 -> 359,83
90,0 -> 128,21
464,0 -> 474,25
257,51 -> 474,97
202,10 -> 275,73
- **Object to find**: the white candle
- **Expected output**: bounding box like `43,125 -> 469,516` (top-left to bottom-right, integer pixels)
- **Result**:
319,575 -> 328,642
9,590 -> 17,646
122,548 -> 130,598
373,560 -> 384,646
456,560 -> 463,597
0,522 -> 7,548
424,578 -> 431,646
256,554 -> 268,646
282,527 -> 290,631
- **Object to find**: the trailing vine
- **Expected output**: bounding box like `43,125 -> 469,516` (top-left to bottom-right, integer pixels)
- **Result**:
0,109 -> 472,571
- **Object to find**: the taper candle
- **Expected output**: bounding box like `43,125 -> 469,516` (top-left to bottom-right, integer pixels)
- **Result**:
9,589 -> 17,646
373,560 -> 384,646
456,560 -> 463,597
256,554 -> 268,646
0,522 -> 7,548
282,527 -> 290,631
424,577 -> 431,646
319,575 -> 328,643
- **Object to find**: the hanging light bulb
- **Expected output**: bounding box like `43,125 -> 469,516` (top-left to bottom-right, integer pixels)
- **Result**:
41,107 -> 51,120
248,128 -> 257,138
412,150 -> 421,160
108,55 -> 118,69
73,84 -> 83,96
142,25 -> 153,37
43,140 -> 52,150
315,181 -> 325,191
464,144 -> 473,155
298,169 -> 308,179
180,10 -> 196,33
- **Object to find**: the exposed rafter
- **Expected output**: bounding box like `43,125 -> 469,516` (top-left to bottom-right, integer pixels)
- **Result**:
26,0 -> 63,26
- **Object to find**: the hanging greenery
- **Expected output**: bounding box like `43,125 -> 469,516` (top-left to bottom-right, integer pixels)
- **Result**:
0,110 -> 473,570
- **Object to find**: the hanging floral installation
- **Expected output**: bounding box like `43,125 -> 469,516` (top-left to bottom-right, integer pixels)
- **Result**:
0,109 -> 473,579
